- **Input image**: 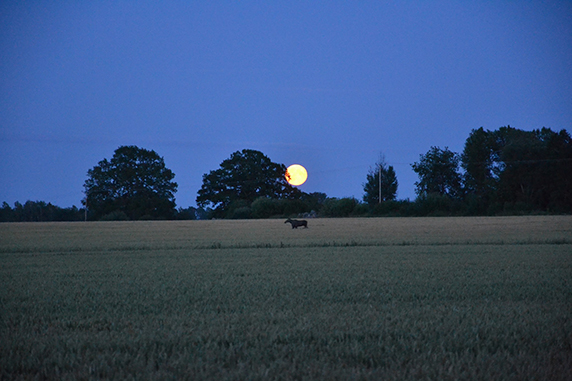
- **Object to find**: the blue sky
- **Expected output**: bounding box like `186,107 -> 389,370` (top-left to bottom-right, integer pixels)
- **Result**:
1,1 -> 571,208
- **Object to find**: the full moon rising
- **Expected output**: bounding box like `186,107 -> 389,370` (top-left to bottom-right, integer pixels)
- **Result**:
285,164 -> 308,186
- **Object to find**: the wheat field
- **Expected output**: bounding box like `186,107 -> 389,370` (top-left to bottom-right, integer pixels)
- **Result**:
1,216 -> 571,379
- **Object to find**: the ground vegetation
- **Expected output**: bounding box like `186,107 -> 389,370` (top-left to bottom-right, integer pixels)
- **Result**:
196,149 -> 303,218
1,217 -> 571,379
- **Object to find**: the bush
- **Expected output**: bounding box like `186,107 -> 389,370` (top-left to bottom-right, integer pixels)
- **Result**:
250,197 -> 311,219
321,197 -> 364,217
412,194 -> 465,216
100,211 -> 129,221
371,200 -> 413,217
352,202 -> 369,216
229,207 -> 252,219
175,207 -> 198,220
224,200 -> 250,219
283,199 -> 310,217
251,197 -> 283,219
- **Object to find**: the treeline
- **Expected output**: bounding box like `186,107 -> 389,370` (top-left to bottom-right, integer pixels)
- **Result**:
0,201 -> 85,222
0,201 -> 208,222
410,126 -> 572,215
2,126 -> 571,222
4,190 -> 565,223
201,126 -> 572,218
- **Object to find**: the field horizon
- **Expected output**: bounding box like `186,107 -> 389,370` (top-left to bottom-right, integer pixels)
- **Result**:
1,216 -> 571,379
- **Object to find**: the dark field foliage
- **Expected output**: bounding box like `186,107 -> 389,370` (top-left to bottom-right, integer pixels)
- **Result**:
1,217 -> 571,380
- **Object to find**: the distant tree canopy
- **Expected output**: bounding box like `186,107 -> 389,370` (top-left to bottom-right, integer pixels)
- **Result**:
409,126 -> 572,214
4,127 -> 570,222
0,201 -> 84,222
363,156 -> 398,206
461,126 -> 572,213
83,146 -> 178,220
412,146 -> 463,199
196,149 -> 303,218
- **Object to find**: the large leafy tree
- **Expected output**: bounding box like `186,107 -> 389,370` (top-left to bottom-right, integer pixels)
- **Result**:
412,146 -> 463,199
196,149 -> 301,218
461,127 -> 498,199
462,126 -> 572,212
493,127 -> 547,207
84,146 -> 178,220
536,128 -> 572,212
363,156 -> 398,206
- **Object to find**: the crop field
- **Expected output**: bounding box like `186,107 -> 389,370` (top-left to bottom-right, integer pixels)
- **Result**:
1,216 -> 572,380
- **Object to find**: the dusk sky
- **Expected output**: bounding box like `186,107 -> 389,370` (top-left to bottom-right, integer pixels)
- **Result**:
1,1 -> 571,209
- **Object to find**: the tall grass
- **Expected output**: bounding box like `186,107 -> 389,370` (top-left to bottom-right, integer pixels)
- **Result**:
1,216 -> 571,379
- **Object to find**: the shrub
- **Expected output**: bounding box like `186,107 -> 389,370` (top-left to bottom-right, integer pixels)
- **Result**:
412,193 -> 465,216
100,211 -> 129,221
250,197 -> 311,219
321,197 -> 364,217
283,199 -> 309,217
371,200 -> 413,216
251,197 -> 283,218
351,202 -> 369,216
229,207 -> 252,219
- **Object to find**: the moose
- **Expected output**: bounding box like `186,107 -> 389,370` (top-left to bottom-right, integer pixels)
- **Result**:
285,218 -> 308,229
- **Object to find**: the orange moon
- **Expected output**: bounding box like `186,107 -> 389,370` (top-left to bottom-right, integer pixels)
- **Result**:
285,164 -> 308,186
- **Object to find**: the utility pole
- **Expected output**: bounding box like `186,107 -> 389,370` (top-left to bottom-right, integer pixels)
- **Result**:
84,190 -> 89,222
378,164 -> 382,204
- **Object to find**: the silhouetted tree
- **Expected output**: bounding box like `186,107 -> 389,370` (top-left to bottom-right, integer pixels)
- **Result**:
196,149 -> 301,218
412,146 -> 463,199
363,156 -> 398,206
84,146 -> 178,220
0,202 -> 14,222
538,128 -> 572,212
0,201 -> 84,222
462,128 -> 497,197
494,127 -> 572,211
461,126 -> 572,212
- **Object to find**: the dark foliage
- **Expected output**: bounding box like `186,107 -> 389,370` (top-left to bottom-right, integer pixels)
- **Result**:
175,206 -> 200,220
321,197 -> 365,217
462,126 -> 572,213
412,147 -> 463,199
300,192 -> 328,213
363,158 -> 398,206
248,196 -> 316,219
84,146 -> 178,221
196,149 -> 303,218
0,201 -> 85,222
5,126 -> 571,221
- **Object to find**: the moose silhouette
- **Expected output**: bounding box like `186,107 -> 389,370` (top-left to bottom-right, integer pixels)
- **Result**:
285,218 -> 308,229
